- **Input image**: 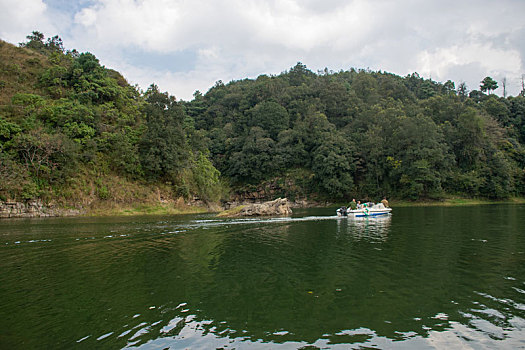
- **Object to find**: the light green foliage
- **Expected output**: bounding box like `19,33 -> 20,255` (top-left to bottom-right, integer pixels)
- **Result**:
1,35 -> 151,200
0,116 -> 21,143
62,121 -> 95,143
190,151 -> 222,202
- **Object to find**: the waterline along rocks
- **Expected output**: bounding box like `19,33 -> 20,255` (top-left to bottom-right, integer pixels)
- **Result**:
0,201 -> 82,218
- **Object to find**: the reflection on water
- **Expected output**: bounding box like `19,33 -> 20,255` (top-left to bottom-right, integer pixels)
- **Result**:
336,215 -> 392,242
1,206 -> 525,349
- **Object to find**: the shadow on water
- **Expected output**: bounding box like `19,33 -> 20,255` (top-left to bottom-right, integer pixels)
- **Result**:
1,206 -> 525,349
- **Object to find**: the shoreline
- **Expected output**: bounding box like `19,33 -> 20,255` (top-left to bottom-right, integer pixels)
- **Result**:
389,197 -> 525,207
1,197 -> 525,219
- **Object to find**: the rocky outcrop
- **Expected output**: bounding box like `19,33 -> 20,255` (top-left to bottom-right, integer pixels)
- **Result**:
0,200 -> 83,218
220,198 -> 292,217
222,198 -> 327,211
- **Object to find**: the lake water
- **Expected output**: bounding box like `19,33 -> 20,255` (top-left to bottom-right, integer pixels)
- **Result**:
1,205 -> 525,349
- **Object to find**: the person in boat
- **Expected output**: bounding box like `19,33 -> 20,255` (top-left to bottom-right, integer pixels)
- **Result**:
349,198 -> 357,210
381,197 -> 389,207
356,200 -> 362,209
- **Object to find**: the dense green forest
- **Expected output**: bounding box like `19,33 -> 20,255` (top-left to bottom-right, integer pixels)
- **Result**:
1,32 -> 525,208
187,64 -> 525,201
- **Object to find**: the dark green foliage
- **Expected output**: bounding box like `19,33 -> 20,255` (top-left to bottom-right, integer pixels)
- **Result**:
4,32 -> 525,203
247,101 -> 289,140
311,132 -> 355,198
19,32 -> 67,58
99,127 -> 143,176
286,62 -> 316,86
480,76 -> 498,94
392,115 -> 450,198
139,85 -> 189,179
483,96 -> 510,126
226,127 -> 277,183
508,96 -> 525,143
185,63 -> 525,200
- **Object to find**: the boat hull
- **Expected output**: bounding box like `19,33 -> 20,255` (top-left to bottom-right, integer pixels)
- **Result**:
349,208 -> 391,217
337,207 -> 392,217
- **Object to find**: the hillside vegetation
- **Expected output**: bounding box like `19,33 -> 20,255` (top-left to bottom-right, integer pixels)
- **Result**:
185,65 -> 525,201
0,33 -> 225,211
1,32 -> 525,212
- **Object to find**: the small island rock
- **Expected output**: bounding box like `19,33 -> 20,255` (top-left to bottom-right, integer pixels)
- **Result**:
219,198 -> 292,217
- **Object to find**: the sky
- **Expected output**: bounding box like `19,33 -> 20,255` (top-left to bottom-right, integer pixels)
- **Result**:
1,0 -> 524,101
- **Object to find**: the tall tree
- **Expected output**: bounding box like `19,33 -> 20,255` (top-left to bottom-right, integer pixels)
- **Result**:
480,77 -> 498,95
139,85 -> 189,179
457,82 -> 468,101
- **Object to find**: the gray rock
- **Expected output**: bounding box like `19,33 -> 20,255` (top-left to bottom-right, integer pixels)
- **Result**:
238,198 -> 292,217
0,200 -> 82,219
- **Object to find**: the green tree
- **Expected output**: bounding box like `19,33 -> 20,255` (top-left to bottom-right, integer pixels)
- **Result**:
457,82 -> 468,100
19,31 -> 65,55
247,101 -> 289,140
19,31 -> 45,52
139,85 -> 189,180
311,133 -> 355,198
391,114 -> 451,198
483,96 -> 510,126
451,107 -> 485,170
480,76 -> 498,95
226,127 -> 276,183
13,128 -> 76,184
443,80 -> 456,95
287,62 -> 315,86
190,151 -> 222,202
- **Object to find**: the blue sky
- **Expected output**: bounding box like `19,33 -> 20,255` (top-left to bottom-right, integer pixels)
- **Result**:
1,0 -> 524,100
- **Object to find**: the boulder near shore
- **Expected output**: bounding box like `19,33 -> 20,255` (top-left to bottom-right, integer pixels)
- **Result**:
218,198 -> 292,217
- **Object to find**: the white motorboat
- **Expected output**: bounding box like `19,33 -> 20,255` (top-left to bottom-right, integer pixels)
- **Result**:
336,203 -> 392,217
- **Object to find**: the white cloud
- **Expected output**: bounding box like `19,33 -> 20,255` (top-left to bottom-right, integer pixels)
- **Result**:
1,0 -> 524,99
417,44 -> 522,92
0,0 -> 53,43
74,7 -> 97,27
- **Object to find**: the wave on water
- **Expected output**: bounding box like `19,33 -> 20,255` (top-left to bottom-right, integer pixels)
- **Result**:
1,215 -> 394,245
192,215 -> 339,226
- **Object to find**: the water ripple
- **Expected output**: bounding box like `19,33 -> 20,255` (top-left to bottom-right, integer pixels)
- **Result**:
1,206 -> 524,349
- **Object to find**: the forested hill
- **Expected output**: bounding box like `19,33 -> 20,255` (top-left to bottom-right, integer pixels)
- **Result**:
1,33 -> 525,209
0,33 -> 223,207
186,64 -> 525,200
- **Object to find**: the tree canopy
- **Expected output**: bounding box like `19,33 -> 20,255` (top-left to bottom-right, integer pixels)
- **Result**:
2,33 -> 525,204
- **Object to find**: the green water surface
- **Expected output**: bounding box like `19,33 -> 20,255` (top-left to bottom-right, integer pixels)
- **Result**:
1,205 -> 524,349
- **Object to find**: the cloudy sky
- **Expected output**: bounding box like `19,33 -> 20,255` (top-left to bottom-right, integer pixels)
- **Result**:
1,0 -> 524,100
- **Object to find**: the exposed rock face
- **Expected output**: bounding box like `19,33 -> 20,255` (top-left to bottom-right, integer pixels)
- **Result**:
0,200 -> 82,218
237,198 -> 292,217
